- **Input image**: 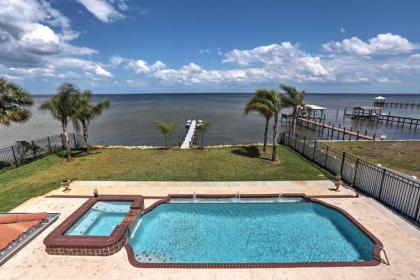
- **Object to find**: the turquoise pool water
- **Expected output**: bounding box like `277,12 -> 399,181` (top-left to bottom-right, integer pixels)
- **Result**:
129,200 -> 375,264
65,201 -> 132,236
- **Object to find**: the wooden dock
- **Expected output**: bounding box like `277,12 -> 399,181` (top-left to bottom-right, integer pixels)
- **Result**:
297,118 -> 375,140
374,100 -> 420,108
180,120 -> 197,149
348,112 -> 420,130
376,114 -> 420,129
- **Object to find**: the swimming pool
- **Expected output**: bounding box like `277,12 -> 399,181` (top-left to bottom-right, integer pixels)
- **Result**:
128,198 -> 378,265
65,201 -> 132,236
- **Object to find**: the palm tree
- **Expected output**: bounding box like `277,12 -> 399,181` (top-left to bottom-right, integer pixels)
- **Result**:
196,121 -> 211,149
280,84 -> 306,131
73,90 -> 110,153
155,121 -> 177,149
248,89 -> 283,162
245,90 -> 273,152
39,83 -> 80,162
0,77 -> 33,126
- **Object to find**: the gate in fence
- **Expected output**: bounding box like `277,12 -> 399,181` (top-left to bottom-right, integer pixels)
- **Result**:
280,131 -> 420,225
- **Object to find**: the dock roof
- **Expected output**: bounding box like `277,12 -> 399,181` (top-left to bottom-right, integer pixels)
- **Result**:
374,96 -> 386,100
353,106 -> 382,110
298,104 -> 326,110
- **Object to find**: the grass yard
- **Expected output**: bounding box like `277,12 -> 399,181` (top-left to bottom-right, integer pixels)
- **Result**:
326,141 -> 420,178
0,145 -> 327,212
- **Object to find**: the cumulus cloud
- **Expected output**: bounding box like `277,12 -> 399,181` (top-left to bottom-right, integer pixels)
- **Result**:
223,43 -> 331,78
323,33 -> 417,56
0,0 -> 113,81
123,43 -> 333,86
78,0 -> 127,23
110,55 -> 125,66
121,38 -> 420,87
127,59 -> 166,74
95,65 -> 113,77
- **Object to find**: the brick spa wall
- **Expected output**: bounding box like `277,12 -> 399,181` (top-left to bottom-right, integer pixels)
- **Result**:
44,195 -> 143,256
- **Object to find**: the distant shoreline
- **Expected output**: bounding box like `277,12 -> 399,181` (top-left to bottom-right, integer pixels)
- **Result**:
31,92 -> 420,97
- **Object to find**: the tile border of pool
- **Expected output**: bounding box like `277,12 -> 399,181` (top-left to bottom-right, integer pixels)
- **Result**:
43,195 -> 143,256
43,193 -> 384,268
125,193 -> 384,268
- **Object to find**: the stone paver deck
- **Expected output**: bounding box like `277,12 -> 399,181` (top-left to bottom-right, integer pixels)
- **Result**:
45,180 -> 355,197
1,181 -> 419,280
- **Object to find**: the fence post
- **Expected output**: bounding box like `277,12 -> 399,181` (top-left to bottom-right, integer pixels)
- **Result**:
340,152 -> 346,177
377,168 -> 387,199
31,141 -> 37,158
11,146 -> 19,167
324,146 -> 329,168
312,140 -> 317,160
414,196 -> 420,224
288,130 -> 292,146
294,133 -> 298,149
352,158 -> 359,187
47,136 -> 52,154
303,137 -> 306,155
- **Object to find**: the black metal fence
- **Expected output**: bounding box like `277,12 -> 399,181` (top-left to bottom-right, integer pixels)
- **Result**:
0,133 -> 81,171
279,131 -> 420,225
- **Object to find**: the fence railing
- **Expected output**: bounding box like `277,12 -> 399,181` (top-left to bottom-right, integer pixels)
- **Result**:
0,133 -> 82,171
279,131 -> 420,225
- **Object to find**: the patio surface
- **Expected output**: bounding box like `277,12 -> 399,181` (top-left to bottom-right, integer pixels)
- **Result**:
1,180 -> 419,280
44,180 -> 355,197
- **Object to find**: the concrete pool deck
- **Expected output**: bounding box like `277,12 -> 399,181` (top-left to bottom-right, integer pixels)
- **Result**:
43,180 -> 356,198
1,180 -> 419,279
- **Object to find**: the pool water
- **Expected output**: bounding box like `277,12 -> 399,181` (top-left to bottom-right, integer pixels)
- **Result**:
129,201 -> 375,264
65,201 -> 132,236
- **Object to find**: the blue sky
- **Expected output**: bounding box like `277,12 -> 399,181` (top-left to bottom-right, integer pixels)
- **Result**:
1,0 -> 420,94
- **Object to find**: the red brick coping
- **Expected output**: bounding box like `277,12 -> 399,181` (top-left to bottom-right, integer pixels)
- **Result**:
43,195 -> 143,256
44,193 -> 383,268
125,193 -> 383,268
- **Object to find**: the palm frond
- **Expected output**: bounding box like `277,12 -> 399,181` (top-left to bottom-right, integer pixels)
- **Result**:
155,121 -> 177,135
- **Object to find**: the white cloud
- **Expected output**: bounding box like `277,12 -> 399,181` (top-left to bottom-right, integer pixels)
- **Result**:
129,44 -> 333,85
78,0 -> 126,23
0,0 -> 112,81
127,60 -> 151,73
121,37 -> 420,87
323,33 -> 417,56
223,43 -> 331,79
340,27 -> 346,34
127,59 -> 166,74
110,55 -> 125,66
95,65 -> 113,77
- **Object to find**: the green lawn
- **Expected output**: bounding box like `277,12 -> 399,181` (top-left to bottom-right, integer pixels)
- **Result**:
0,146 -> 327,212
326,141 -> 420,178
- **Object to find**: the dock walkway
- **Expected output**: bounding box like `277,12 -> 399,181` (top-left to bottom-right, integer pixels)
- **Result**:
297,118 -> 375,140
376,114 -> 419,129
180,120 -> 197,149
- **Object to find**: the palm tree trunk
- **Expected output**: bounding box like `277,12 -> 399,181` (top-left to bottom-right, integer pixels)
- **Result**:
201,133 -> 204,149
292,107 -> 297,133
62,120 -> 72,161
165,134 -> 168,149
82,120 -> 89,153
271,114 -> 279,162
263,117 -> 269,152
